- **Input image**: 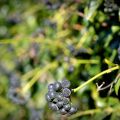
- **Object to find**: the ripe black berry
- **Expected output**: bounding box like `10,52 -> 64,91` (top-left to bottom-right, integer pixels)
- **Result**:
56,93 -> 64,101
62,88 -> 71,97
48,91 -> 56,99
57,101 -> 64,108
53,98 -> 58,103
8,88 -> 28,105
69,106 -> 77,115
64,104 -> 71,111
68,45 -> 75,53
68,65 -> 74,73
63,97 -> 70,105
61,79 -> 71,88
45,93 -> 52,102
60,108 -> 67,115
54,82 -> 62,91
49,103 -> 59,111
48,84 -> 55,91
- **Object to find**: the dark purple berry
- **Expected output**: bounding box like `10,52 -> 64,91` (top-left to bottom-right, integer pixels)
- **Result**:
45,93 -> 52,102
29,108 -> 42,120
60,108 -> 67,115
61,79 -> 71,88
56,93 -> 64,101
57,101 -> 64,108
9,74 -> 21,88
54,82 -> 62,91
63,97 -> 70,105
49,103 -> 59,111
48,91 -> 56,99
69,106 -> 77,115
68,45 -> 75,53
53,98 -> 58,103
68,65 -> 74,73
8,88 -> 28,105
64,104 -> 71,111
62,88 -> 71,97
48,84 -> 55,91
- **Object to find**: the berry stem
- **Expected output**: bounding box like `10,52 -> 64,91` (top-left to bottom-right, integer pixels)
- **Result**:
73,65 -> 119,92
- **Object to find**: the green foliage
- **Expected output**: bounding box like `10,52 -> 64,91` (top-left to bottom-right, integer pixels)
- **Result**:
0,0 -> 120,120
115,78 -> 120,95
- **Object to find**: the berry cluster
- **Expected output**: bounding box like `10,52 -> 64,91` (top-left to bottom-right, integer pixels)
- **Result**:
8,73 -> 29,105
103,0 -> 118,16
29,107 -> 43,120
45,79 -> 77,115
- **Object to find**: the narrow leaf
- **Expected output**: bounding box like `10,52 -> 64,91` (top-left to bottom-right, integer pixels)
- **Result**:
115,78 -> 120,95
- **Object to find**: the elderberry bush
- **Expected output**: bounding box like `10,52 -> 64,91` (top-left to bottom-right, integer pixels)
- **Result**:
1,0 -> 120,119
45,79 -> 77,115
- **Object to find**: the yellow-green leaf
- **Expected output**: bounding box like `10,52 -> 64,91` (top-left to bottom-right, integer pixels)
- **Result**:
115,78 -> 120,95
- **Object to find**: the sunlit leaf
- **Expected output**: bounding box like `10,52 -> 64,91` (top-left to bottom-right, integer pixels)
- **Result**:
115,78 -> 120,95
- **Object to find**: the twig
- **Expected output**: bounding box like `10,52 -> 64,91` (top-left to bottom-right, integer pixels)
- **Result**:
73,65 -> 119,92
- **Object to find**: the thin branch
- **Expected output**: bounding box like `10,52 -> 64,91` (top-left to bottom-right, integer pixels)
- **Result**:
73,65 -> 119,92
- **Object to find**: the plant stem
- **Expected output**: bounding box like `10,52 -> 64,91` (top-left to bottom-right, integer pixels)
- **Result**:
69,109 -> 101,120
69,107 -> 115,120
73,65 -> 119,92
21,62 -> 58,94
71,58 -> 99,65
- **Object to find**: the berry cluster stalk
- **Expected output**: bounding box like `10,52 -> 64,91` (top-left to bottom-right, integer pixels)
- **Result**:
73,65 -> 119,92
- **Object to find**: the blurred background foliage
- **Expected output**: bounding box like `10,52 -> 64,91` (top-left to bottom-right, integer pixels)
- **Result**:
0,0 -> 120,120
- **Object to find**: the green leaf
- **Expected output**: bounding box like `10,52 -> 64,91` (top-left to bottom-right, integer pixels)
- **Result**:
84,0 -> 103,21
110,112 -> 120,120
115,78 -> 120,95
92,111 -> 110,120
